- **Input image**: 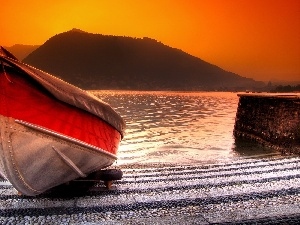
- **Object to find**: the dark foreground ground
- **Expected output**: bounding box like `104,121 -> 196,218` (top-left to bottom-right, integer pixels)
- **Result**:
1,156 -> 300,224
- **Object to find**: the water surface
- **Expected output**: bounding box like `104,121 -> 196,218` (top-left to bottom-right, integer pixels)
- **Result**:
92,91 -> 278,165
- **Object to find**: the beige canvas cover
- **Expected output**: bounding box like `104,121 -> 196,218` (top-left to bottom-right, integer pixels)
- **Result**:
0,46 -> 125,137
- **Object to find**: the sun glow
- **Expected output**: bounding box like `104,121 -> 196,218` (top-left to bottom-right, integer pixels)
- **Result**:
1,0 -> 299,82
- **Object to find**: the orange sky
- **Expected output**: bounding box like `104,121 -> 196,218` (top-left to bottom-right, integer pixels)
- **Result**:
1,0 -> 299,82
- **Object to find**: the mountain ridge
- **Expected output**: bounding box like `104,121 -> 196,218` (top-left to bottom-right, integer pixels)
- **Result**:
23,29 -> 264,90
5,44 -> 40,61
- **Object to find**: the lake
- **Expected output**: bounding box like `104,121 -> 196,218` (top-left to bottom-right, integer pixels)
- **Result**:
92,91 -> 279,166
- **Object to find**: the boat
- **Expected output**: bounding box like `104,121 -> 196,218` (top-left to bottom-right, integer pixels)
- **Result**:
0,46 -> 125,196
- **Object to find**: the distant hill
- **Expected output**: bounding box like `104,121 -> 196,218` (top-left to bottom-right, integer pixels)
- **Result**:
23,29 -> 264,91
6,44 -> 40,61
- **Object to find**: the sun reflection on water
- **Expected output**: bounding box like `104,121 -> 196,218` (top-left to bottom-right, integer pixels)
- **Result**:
91,91 -> 276,166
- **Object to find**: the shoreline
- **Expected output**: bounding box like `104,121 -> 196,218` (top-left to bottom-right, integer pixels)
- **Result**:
1,155 -> 300,224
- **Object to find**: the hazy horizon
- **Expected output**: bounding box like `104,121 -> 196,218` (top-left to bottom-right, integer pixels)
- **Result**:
2,0 -> 299,82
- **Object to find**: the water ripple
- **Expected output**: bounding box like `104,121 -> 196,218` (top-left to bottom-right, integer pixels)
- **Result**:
91,91 -> 275,165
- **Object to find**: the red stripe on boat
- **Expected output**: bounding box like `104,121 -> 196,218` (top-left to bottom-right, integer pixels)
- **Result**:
0,70 -> 120,155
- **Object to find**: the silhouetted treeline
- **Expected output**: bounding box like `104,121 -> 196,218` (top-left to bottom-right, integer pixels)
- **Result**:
270,84 -> 300,93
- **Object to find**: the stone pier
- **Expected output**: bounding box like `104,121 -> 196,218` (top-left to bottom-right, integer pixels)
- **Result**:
234,93 -> 300,154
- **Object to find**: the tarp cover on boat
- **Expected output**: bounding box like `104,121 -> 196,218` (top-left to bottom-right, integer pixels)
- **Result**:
0,46 -> 125,137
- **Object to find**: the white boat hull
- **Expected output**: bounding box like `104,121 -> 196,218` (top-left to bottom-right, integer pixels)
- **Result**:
0,115 -> 115,196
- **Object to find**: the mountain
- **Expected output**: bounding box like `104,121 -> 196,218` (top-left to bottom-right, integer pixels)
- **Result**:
6,44 -> 40,61
23,29 -> 264,90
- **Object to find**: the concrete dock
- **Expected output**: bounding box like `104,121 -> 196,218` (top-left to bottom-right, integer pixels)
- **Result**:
1,156 -> 300,224
234,93 -> 300,154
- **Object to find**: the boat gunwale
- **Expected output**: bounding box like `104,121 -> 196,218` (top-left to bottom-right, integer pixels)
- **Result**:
0,54 -> 125,137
